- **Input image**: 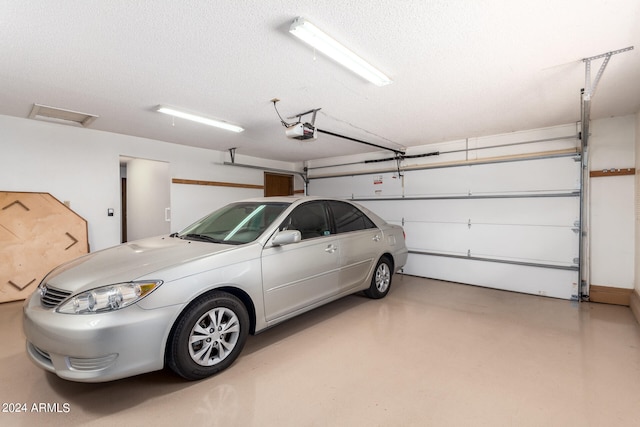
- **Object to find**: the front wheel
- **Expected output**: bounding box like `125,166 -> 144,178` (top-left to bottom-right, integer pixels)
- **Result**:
364,257 -> 393,299
167,291 -> 249,380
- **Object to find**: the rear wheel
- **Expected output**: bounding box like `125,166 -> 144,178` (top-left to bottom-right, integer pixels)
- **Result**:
167,291 -> 249,380
364,257 -> 393,299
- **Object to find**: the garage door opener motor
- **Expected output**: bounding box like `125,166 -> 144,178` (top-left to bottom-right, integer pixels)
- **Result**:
271,98 -> 319,141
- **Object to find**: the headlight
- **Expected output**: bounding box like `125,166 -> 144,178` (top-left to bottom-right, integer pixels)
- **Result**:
56,281 -> 162,314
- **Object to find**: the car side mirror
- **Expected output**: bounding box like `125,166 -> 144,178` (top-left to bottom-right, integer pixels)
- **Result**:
271,230 -> 302,246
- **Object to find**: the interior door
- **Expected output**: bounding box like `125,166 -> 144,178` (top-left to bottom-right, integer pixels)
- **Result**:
261,201 -> 339,321
264,172 -> 293,196
123,157 -> 171,241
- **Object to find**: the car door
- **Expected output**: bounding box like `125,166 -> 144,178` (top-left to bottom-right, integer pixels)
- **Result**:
261,201 -> 340,322
327,201 -> 382,292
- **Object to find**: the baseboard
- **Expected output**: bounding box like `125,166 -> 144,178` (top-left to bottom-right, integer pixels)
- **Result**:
589,285 -> 633,306
630,290 -> 640,325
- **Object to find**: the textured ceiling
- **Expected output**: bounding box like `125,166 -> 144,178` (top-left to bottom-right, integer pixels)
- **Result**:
1,0 -> 639,162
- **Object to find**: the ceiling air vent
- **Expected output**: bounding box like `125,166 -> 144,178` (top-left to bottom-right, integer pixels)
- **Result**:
28,104 -> 98,127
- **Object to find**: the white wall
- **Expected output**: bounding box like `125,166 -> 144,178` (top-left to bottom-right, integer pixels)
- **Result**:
589,115 -> 636,289
0,114 -> 303,251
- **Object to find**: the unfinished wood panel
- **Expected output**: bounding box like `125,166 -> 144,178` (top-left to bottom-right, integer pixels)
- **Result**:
590,168 -> 635,178
589,285 -> 633,306
0,192 -> 89,303
172,178 -> 263,190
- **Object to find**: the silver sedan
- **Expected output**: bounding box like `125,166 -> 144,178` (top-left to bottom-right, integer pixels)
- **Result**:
23,196 -> 408,382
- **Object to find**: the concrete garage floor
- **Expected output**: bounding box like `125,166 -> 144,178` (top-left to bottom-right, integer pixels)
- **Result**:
1,275 -> 640,427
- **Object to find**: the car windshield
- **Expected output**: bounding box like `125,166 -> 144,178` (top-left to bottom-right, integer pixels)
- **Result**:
177,202 -> 290,244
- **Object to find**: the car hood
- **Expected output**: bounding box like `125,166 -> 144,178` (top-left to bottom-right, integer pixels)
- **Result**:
44,236 -> 237,294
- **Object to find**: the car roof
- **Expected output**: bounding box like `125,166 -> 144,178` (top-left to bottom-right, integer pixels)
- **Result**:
239,195 -> 327,204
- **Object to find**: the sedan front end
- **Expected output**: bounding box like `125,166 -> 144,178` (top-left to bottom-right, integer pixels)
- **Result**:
23,283 -> 182,382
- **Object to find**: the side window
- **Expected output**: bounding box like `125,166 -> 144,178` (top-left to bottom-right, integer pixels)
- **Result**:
329,201 -> 376,233
281,201 -> 331,240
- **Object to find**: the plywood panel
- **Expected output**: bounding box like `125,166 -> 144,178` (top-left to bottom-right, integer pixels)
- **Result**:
0,192 -> 88,303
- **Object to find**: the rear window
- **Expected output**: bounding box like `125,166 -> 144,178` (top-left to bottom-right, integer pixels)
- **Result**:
328,201 -> 376,233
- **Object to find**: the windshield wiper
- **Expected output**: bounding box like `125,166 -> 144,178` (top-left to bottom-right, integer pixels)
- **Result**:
181,233 -> 223,243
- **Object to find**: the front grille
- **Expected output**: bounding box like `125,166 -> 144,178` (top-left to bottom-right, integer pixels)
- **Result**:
40,286 -> 72,308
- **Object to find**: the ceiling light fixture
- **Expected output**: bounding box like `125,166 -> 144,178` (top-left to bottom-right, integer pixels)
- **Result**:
156,106 -> 244,133
289,16 -> 392,87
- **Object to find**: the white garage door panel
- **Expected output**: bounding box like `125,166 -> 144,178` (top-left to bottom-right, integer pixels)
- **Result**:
405,222 -> 470,255
309,156 -> 579,200
457,197 -> 579,225
357,200 -> 405,223
466,157 -> 580,194
309,176 -> 352,198
363,197 -> 579,266
310,172 -> 402,199
310,154 -> 581,300
469,224 -> 578,266
403,166 -> 470,196
404,255 -> 579,300
362,197 -> 579,225
404,156 -> 579,196
402,222 -> 577,266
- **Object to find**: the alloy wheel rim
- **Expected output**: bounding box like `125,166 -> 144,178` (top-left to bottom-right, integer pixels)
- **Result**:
188,307 -> 240,366
375,263 -> 390,292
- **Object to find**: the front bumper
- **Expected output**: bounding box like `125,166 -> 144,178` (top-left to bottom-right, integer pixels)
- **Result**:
23,293 -> 183,382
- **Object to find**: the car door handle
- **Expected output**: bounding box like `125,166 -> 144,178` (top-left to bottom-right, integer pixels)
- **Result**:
325,244 -> 337,253
372,235 -> 381,242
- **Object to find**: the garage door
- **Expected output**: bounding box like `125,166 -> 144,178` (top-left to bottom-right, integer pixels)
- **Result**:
308,153 -> 581,300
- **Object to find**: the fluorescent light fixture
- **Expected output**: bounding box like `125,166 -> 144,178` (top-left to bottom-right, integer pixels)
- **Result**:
289,16 -> 392,87
156,106 -> 244,133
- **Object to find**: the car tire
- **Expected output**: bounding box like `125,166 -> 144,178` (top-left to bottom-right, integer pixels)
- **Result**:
167,291 -> 249,381
364,256 -> 393,299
